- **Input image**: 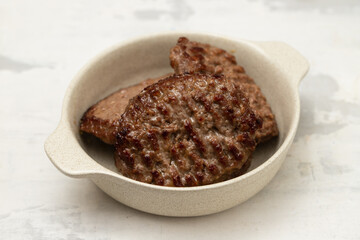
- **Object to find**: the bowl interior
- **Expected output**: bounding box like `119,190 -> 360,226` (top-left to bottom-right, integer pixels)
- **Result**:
67,33 -> 296,176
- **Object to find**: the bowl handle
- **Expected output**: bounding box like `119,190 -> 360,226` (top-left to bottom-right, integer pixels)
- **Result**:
254,41 -> 310,87
44,123 -> 110,178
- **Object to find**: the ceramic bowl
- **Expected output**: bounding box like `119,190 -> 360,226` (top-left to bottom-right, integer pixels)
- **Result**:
45,33 -> 309,217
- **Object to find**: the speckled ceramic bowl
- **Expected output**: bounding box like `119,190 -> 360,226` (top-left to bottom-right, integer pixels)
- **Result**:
45,33 -> 309,217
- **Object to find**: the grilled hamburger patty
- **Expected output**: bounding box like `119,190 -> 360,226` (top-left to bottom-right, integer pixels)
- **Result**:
114,74 -> 262,186
170,37 -> 278,143
80,77 -> 165,144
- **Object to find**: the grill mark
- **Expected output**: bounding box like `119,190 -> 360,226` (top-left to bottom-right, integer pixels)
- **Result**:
237,132 -> 256,150
208,164 -> 219,175
189,152 -> 203,171
184,120 -> 206,154
195,171 -> 204,184
178,140 -> 185,150
185,173 -> 197,186
132,137 -> 142,150
149,88 -> 161,99
213,94 -> 224,102
190,46 -> 205,54
223,105 -> 236,123
161,130 -> 169,139
151,170 -> 164,185
210,139 -> 228,167
172,174 -> 183,187
122,149 -> 134,168
142,153 -> 152,167
156,103 -> 169,116
203,87 -> 225,130
147,131 -> 159,151
228,144 -> 243,161
170,145 -> 179,160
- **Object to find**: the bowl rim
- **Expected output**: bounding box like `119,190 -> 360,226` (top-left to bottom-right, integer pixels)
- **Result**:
49,31 -> 308,192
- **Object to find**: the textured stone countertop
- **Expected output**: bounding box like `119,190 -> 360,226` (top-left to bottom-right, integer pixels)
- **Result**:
1,0 -> 359,239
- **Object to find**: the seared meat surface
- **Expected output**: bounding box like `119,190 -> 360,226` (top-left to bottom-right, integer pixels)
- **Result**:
80,37 -> 280,187
170,37 -> 278,143
114,74 -> 262,186
80,77 -> 164,144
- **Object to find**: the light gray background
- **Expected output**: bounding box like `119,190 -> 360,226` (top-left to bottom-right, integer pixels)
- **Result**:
1,0 -> 359,239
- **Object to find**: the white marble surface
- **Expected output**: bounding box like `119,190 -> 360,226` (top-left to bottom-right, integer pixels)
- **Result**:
1,0 -> 360,239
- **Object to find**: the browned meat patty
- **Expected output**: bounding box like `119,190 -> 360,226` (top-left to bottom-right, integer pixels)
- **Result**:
170,37 -> 278,143
114,74 -> 262,187
80,76 -> 167,144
